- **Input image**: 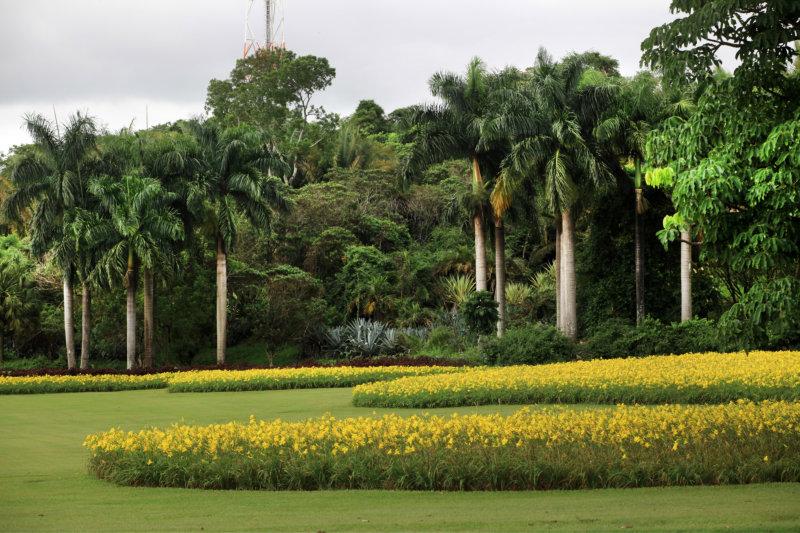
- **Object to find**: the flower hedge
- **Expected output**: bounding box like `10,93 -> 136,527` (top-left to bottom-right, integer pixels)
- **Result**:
0,365 -> 464,394
85,401 -> 800,490
0,373 -> 171,394
165,366 -> 465,393
352,351 -> 800,407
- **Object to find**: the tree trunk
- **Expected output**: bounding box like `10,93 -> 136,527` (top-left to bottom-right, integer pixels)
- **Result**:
216,236 -> 228,365
0,332 -> 4,365
474,214 -> 487,292
635,188 -> 645,326
555,218 -> 562,330
560,210 -> 577,340
494,218 -> 506,338
126,257 -> 137,370
680,228 -> 692,322
471,157 -> 487,292
63,275 -> 76,369
80,283 -> 90,370
143,268 -> 154,368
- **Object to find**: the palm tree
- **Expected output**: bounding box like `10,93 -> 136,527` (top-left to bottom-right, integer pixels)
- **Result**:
136,130 -> 201,367
595,72 -> 690,325
405,58 -> 513,294
497,49 -> 614,339
1,113 -> 97,369
85,174 -> 184,369
185,121 -> 288,365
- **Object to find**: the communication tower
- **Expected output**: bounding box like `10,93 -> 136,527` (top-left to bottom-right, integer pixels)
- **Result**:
243,0 -> 285,57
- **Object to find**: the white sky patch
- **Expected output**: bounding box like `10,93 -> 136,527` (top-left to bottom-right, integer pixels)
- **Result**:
0,0 -> 733,153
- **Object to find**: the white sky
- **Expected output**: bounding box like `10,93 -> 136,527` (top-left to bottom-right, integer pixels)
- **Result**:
0,0 -> 686,153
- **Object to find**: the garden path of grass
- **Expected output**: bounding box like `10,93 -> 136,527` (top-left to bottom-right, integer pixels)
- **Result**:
1,387 -> 799,532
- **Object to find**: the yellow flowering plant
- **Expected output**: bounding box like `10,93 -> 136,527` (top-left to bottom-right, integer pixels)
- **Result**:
166,365 -> 466,393
0,373 -> 172,394
352,351 -> 800,407
84,401 -> 800,490
0,365 -> 465,394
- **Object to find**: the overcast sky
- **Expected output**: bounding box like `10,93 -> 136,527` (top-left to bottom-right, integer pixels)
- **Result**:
0,0 -> 684,153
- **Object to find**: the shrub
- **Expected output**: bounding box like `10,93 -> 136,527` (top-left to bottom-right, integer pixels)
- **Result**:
86,402 -> 800,490
336,245 -> 395,318
482,324 -> 575,365
581,317 -> 723,359
249,265 -> 330,355
460,291 -> 498,336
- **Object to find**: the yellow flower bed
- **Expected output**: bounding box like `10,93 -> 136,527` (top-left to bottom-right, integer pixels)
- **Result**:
0,373 -> 171,394
0,365 -> 466,394
166,365 -> 465,393
352,351 -> 800,407
84,400 -> 800,490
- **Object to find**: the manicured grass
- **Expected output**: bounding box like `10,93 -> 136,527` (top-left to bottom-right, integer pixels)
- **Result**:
1,388 -> 799,531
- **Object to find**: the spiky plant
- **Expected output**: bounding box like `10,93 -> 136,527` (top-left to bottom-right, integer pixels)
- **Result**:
440,274 -> 476,310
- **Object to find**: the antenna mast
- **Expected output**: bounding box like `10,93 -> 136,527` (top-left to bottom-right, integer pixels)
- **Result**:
243,0 -> 285,57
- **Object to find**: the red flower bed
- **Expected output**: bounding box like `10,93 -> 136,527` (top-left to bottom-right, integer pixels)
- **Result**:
2,356 -> 472,377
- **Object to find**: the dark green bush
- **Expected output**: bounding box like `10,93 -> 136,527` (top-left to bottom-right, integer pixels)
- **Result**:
460,291 -> 498,336
482,324 -> 575,365
580,317 -> 723,359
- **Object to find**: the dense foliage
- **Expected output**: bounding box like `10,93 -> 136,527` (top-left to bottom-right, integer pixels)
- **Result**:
2,0 -> 799,368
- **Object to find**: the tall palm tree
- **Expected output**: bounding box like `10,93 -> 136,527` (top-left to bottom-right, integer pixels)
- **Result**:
497,49 -> 614,339
85,174 -> 184,369
595,72 -> 690,325
137,130 -> 201,367
405,58 -> 512,293
1,113 -> 97,369
185,121 -> 288,365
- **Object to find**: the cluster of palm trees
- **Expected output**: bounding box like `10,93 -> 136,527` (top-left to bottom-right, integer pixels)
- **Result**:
2,115 -> 288,369
407,49 -> 692,339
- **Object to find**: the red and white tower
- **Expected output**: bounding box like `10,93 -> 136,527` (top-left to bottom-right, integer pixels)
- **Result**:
243,0 -> 285,57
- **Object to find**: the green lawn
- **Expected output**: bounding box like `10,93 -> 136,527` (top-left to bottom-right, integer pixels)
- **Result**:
1,388 -> 799,532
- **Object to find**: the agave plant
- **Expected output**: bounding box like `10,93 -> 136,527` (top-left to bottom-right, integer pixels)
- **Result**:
440,274 -> 476,310
401,327 -> 429,341
347,318 -> 387,357
324,326 -> 347,353
381,328 -> 400,353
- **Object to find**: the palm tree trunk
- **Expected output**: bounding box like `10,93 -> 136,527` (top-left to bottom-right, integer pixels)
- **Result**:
0,332 -> 4,365
63,274 -> 76,369
560,209 -> 577,340
555,218 -> 562,330
471,157 -> 487,292
143,268 -> 154,368
126,254 -> 137,370
494,218 -> 506,338
80,283 -> 90,370
635,188 -> 645,326
634,159 -> 646,326
216,236 -> 228,365
680,228 -> 692,322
